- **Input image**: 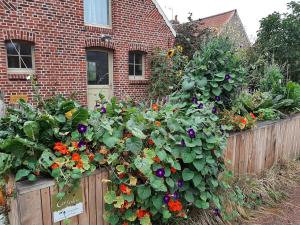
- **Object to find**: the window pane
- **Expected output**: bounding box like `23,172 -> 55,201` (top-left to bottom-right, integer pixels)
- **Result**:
135,53 -> 143,64
129,53 -> 134,64
129,64 -> 134,75
87,51 -> 109,85
6,42 -> 19,55
84,0 -> 109,25
20,43 -> 32,55
135,64 -> 143,76
21,56 -> 33,68
8,56 -> 20,68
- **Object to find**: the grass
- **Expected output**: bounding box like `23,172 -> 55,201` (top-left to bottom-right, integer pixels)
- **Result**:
170,159 -> 300,225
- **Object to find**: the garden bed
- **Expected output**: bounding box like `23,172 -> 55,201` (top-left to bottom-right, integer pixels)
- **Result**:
7,169 -> 108,225
225,113 -> 300,175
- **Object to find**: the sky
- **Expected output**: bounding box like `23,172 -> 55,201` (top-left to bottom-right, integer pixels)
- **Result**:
157,0 -> 291,42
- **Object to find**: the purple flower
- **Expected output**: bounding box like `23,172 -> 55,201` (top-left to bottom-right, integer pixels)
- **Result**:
156,168 -> 165,177
198,103 -> 204,109
225,74 -> 231,80
163,195 -> 171,204
180,139 -> 186,147
191,97 -> 198,104
77,124 -> 87,134
95,103 -> 100,108
212,107 -> 217,114
177,180 -> 184,188
173,192 -> 180,200
187,128 -> 196,139
215,96 -> 221,101
213,208 -> 221,217
100,107 -> 106,113
78,140 -> 86,148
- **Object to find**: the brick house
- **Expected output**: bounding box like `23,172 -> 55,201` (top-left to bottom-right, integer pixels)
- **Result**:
0,0 -> 176,108
174,10 -> 250,49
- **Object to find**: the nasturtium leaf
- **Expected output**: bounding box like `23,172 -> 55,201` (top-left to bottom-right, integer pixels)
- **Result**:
195,200 -> 210,209
114,195 -> 125,208
182,79 -> 195,91
126,137 -> 143,154
137,186 -> 151,200
15,169 -> 30,181
140,214 -> 151,225
124,209 -> 137,222
212,87 -> 222,96
162,209 -> 172,219
23,121 -> 40,140
181,150 -> 196,163
193,160 -> 205,171
104,191 -> 117,204
152,195 -> 163,210
103,132 -> 119,148
182,168 -> 194,181
184,191 -> 195,203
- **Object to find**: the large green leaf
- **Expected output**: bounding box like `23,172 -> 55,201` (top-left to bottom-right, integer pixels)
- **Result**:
23,121 -> 40,140
103,132 -> 120,148
137,186 -> 151,200
126,137 -> 143,154
72,108 -> 89,127
15,169 -> 31,181
182,168 -> 194,181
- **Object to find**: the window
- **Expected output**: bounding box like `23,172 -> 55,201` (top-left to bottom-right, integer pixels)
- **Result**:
84,0 -> 111,27
129,51 -> 144,79
6,41 -> 34,72
87,50 -> 109,85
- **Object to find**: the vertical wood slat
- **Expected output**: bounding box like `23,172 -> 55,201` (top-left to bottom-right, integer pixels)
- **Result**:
9,169 -> 106,225
224,114 -> 300,175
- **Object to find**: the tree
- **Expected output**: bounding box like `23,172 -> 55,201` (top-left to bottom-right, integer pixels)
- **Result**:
256,1 -> 300,82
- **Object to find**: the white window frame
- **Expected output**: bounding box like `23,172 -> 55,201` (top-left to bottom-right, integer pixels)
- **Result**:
129,51 -> 145,80
84,0 -> 112,29
6,41 -> 35,75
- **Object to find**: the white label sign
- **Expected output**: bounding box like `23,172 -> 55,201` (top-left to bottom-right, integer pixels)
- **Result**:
53,202 -> 84,223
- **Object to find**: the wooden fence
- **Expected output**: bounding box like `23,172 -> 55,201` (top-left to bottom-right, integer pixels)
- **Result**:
8,169 -> 109,225
225,114 -> 300,175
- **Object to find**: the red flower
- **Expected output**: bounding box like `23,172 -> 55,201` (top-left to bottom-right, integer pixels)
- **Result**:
250,112 -> 256,119
118,173 -> 126,179
122,223 -> 128,225
241,118 -> 247,125
168,199 -> 183,212
51,163 -> 59,170
120,184 -> 131,195
153,156 -> 161,163
137,209 -> 149,219
88,153 -> 95,161
152,103 -> 159,111
54,142 -> 69,155
72,153 -> 81,161
170,167 -> 177,174
148,139 -> 154,145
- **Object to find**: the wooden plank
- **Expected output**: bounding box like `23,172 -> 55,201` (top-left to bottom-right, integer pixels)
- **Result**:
40,187 -> 52,225
17,178 -> 55,194
50,185 -> 61,225
102,171 -> 109,225
224,136 -> 235,172
19,189 -> 43,225
88,174 -> 97,225
8,195 -> 20,225
246,131 -> 254,174
79,177 -> 90,225
96,172 -> 104,225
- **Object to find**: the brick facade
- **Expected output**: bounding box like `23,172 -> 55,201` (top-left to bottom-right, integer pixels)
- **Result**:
0,0 -> 175,105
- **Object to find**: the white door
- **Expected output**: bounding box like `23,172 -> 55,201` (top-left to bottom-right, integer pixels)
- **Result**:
87,50 -> 113,109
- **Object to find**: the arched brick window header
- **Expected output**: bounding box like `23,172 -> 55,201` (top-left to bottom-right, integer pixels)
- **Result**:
85,39 -> 115,50
2,30 -> 36,43
128,43 -> 149,53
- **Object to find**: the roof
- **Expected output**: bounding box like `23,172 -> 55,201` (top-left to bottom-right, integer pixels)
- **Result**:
152,0 -> 177,37
193,10 -> 236,31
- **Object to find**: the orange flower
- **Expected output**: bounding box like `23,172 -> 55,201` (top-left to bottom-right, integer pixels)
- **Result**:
72,142 -> 79,149
137,209 -> 149,219
54,142 -> 69,155
122,223 -> 128,225
170,167 -> 177,174
76,160 -> 83,169
120,184 -> 131,195
152,103 -> 159,111
168,199 -> 183,212
88,153 -> 95,161
51,163 -> 59,170
153,156 -> 161,163
250,112 -> 256,119
155,121 -> 161,127
148,139 -> 154,145
241,118 -> 247,124
72,153 -> 81,161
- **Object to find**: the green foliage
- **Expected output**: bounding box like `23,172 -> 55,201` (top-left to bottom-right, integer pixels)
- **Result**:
178,38 -> 246,108
259,64 -> 285,94
149,47 -> 188,98
256,1 -> 300,82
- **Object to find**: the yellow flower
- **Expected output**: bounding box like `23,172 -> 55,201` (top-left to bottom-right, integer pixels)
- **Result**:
65,108 -> 76,120
176,45 -> 183,53
167,49 -> 175,58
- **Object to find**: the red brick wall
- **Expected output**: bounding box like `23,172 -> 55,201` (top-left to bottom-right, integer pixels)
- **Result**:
0,0 -> 175,105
